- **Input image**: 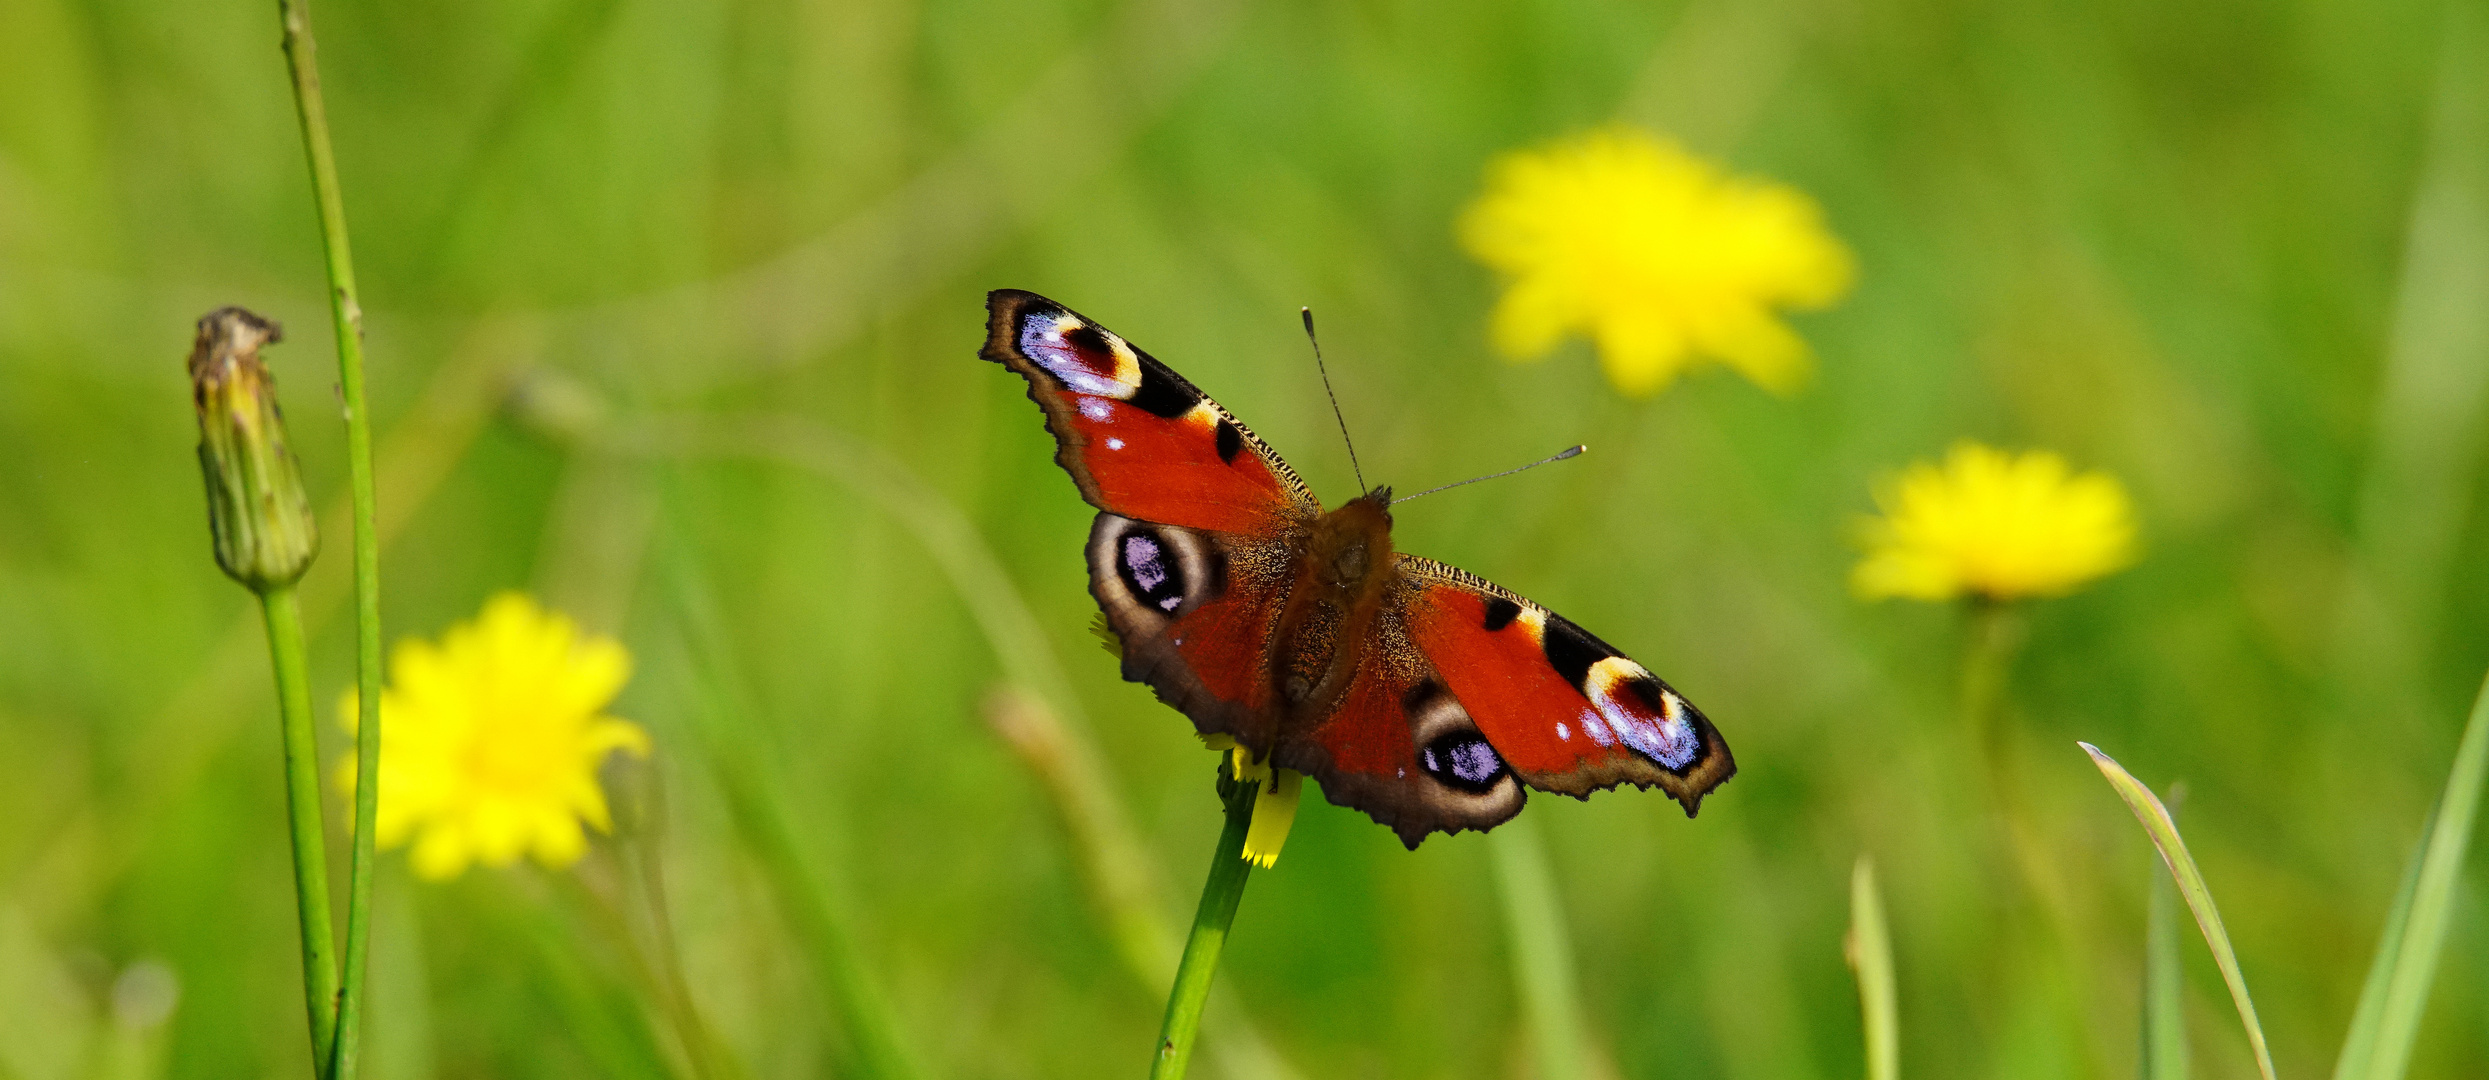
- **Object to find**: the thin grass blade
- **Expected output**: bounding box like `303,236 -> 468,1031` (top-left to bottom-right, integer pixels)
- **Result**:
2330,806 -> 2430,1080
2080,743 -> 2277,1080
2338,668 -> 2489,1080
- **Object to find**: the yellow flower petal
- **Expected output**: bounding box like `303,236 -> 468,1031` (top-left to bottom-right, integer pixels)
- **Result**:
1459,126 -> 1852,397
332,592 -> 650,880
1242,769 -> 1302,870
1852,442 -> 2140,603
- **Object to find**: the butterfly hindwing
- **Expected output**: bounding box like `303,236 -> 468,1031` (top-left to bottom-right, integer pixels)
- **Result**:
983,290 -> 1320,537
1087,512 -> 1295,753
1395,557 -> 1734,815
1274,599 -> 1528,848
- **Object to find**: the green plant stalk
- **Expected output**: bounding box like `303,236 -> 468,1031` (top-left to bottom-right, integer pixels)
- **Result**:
272,2 -> 382,1077
1959,601 -> 2024,779
1152,767 -> 1259,1080
622,806 -> 734,1080
2343,667 -> 2489,1080
1846,857 -> 1898,1080
2081,744 -> 2277,1080
1490,814 -> 1590,1080
261,587 -> 341,1071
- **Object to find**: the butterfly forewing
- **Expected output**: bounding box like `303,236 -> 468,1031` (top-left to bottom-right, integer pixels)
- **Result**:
1393,556 -> 1734,815
982,290 -> 1320,536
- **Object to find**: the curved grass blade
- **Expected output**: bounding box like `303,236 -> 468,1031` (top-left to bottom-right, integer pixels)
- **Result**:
2079,743 -> 2277,1080
2142,787 -> 2187,1080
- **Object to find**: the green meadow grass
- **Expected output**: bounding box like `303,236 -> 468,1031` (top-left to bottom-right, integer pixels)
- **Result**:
4,0 -> 2488,1077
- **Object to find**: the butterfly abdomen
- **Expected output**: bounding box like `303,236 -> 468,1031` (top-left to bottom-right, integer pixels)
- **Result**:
1269,491 -> 1398,715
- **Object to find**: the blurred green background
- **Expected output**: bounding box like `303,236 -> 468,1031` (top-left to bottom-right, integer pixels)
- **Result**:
5,0 -> 2489,1076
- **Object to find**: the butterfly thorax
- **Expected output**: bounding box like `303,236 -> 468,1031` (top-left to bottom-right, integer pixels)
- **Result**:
1270,488 -> 1396,715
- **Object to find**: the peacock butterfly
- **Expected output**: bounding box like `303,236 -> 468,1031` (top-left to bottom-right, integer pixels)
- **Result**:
980,289 -> 1733,847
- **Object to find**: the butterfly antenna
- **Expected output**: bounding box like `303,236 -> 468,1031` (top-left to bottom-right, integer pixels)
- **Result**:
1302,307 -> 1368,493
1390,444 -> 1586,506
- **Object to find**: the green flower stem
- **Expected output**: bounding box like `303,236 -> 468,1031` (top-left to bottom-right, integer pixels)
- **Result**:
1846,858 -> 1899,1080
1958,600 -> 2024,777
1152,766 -> 1259,1080
271,2 -> 382,1077
261,586 -> 341,1071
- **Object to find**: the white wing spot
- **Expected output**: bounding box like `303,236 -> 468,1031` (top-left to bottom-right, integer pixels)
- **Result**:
1079,397 -> 1113,421
1578,707 -> 1614,746
1556,721 -> 1570,741
1105,437 -> 1125,450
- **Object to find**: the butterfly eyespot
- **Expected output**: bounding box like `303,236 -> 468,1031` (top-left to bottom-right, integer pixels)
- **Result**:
1587,673 -> 1703,772
1418,731 -> 1506,793
1117,532 -> 1186,615
1064,324 -> 1114,360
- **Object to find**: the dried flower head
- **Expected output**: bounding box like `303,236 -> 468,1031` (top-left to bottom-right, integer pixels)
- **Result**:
1852,442 -> 2139,603
1459,127 -> 1853,397
338,593 -> 650,880
189,307 -> 318,591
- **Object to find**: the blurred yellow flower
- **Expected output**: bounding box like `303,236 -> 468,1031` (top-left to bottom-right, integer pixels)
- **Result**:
1852,442 -> 2139,603
1458,126 -> 1853,397
337,592 -> 650,880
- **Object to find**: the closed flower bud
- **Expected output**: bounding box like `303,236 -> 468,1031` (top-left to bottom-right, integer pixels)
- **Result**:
190,307 -> 319,592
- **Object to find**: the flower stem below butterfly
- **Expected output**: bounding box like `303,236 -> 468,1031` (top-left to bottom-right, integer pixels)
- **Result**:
1151,756 -> 1266,1080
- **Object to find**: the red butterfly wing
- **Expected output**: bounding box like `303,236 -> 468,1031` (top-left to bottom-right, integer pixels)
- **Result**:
1395,557 -> 1734,815
1275,605 -> 1528,848
1086,513 -> 1294,753
983,289 -> 1320,537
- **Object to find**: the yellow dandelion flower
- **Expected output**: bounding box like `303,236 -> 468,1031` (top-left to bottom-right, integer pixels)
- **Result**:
1852,442 -> 2140,603
1459,126 -> 1854,397
336,592 -> 650,880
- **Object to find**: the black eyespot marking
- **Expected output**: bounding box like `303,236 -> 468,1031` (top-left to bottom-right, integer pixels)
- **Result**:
1127,361 -> 1198,419
1400,678 -> 1443,716
1540,614 -> 1620,689
1482,597 -> 1522,632
1418,730 -> 1506,794
1116,530 -> 1188,614
1624,677 -> 1668,714
1214,417 -> 1243,463
1063,324 -> 1114,366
